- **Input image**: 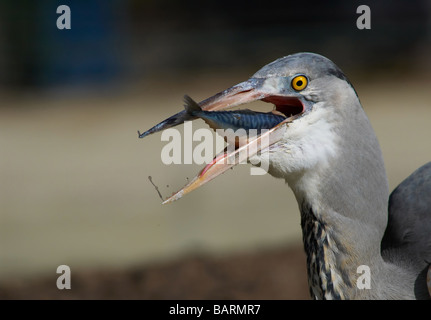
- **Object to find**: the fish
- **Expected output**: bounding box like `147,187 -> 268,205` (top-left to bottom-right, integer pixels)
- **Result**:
183,95 -> 286,147
137,94 -> 287,140
183,95 -> 285,144
137,79 -> 268,140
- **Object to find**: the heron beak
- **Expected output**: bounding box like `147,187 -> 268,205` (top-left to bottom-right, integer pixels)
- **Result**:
139,78 -> 303,204
162,120 -> 289,204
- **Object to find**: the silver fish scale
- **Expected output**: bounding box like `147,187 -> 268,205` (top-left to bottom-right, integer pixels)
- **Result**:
201,110 -> 285,131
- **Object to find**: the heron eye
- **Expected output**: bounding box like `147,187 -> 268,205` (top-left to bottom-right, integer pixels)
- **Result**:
291,75 -> 308,91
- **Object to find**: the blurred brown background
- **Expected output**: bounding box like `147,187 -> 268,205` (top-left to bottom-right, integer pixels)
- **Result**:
0,0 -> 430,299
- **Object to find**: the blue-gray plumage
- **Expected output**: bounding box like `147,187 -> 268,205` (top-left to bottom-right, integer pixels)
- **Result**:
382,162 -> 431,298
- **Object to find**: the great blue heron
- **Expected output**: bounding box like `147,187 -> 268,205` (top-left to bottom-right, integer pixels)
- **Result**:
139,53 -> 431,299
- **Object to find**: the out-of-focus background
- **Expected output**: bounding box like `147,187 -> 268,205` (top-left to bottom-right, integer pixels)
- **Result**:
0,0 -> 430,299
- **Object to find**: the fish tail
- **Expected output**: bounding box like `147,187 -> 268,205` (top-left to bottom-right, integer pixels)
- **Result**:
183,95 -> 202,115
138,95 -> 201,139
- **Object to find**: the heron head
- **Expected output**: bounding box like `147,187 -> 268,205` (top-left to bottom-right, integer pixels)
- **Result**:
141,52 -> 363,203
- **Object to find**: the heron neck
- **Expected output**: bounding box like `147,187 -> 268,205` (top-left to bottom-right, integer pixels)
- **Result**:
288,156 -> 390,299
299,202 -> 362,299
299,198 -> 420,299
288,154 -> 420,299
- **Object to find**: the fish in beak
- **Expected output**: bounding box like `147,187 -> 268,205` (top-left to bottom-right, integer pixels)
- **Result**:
138,76 -> 307,203
182,94 -> 287,147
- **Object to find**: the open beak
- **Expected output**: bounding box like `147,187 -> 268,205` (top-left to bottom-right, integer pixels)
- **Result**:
139,77 -> 304,204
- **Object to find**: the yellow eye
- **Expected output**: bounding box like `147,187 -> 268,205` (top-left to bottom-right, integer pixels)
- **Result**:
291,75 -> 308,91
